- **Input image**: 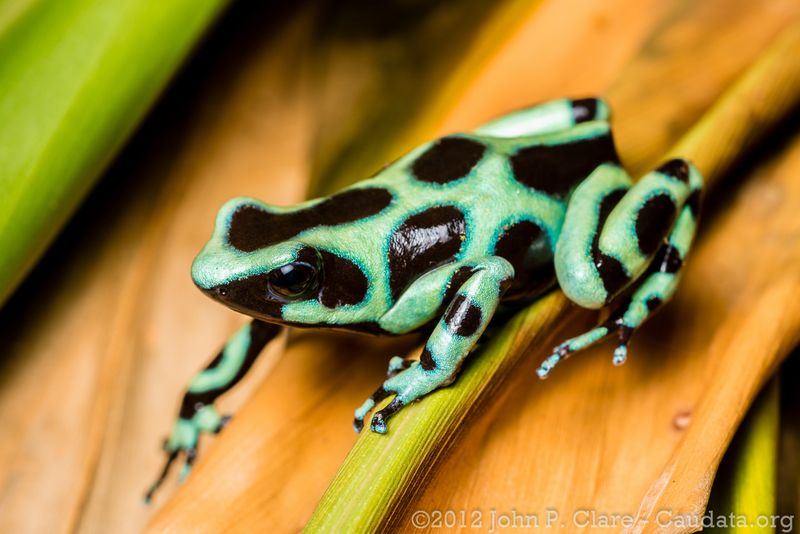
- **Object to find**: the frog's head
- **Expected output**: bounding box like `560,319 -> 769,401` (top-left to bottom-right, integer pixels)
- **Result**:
191,197 -> 370,326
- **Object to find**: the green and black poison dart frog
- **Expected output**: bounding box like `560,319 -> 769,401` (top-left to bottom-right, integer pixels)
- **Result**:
146,97 -> 703,500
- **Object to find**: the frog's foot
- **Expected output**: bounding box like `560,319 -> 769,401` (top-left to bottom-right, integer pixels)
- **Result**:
536,318 -> 631,378
370,397 -> 406,434
354,392 -> 406,434
356,256 -> 512,434
144,405 -> 229,503
353,384 -> 391,432
353,358 -> 461,434
353,384 -> 406,434
353,363 -> 428,434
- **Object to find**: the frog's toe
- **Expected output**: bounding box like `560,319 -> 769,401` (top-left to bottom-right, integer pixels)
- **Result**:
145,408 -> 229,503
537,320 -> 616,378
387,356 -> 413,377
178,447 -> 198,482
144,418 -> 200,504
353,418 -> 364,433
611,325 -> 633,366
370,398 -> 405,434
216,414 -> 233,433
145,447 -> 181,504
537,318 -> 638,378
536,348 -> 567,379
354,385 -> 392,433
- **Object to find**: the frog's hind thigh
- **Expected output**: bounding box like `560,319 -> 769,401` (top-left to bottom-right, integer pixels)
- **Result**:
474,97 -> 610,138
538,159 -> 703,377
354,257 -> 514,433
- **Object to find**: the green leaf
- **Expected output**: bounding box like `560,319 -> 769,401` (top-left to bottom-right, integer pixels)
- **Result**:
707,377 -> 779,533
0,0 -> 230,306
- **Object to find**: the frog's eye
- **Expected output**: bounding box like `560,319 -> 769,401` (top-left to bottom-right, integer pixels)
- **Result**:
267,262 -> 318,301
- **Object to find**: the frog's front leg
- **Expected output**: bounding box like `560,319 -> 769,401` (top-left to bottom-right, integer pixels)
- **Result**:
145,319 -> 281,502
537,159 -> 703,377
355,257 -> 514,433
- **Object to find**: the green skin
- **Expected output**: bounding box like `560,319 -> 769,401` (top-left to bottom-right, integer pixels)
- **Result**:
147,97 -> 703,499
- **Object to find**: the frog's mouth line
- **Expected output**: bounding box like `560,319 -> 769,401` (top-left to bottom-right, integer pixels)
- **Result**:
197,282 -> 392,337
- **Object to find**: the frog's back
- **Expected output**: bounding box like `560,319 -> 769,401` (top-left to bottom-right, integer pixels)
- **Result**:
366,119 -> 619,302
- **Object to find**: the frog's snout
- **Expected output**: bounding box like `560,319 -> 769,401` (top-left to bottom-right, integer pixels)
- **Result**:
199,284 -> 231,307
190,197 -> 271,289
213,286 -> 228,298
190,250 -> 228,292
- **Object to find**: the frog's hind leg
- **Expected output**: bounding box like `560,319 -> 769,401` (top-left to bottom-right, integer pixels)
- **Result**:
537,159 -> 703,378
354,257 -> 514,433
145,320 -> 281,502
474,97 -> 610,138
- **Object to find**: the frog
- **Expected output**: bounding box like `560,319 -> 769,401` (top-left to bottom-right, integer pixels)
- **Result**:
146,97 -> 703,501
